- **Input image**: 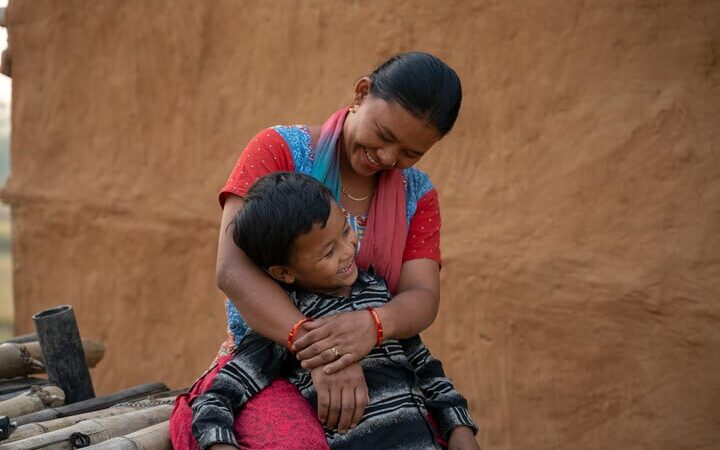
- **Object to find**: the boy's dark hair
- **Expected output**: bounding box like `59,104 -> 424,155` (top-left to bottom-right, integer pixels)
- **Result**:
233,172 -> 334,269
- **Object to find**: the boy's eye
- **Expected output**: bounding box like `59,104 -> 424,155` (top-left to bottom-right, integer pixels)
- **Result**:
324,246 -> 335,258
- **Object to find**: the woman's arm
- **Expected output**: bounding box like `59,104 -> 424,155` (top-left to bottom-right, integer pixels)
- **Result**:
377,258 -> 440,339
383,186 -> 443,338
216,195 -> 305,344
293,259 -> 440,372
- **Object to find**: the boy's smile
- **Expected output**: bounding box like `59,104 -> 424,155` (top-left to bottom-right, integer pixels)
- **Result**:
271,201 -> 359,297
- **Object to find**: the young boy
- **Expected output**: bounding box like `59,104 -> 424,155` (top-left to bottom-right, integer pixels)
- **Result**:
192,172 -> 479,450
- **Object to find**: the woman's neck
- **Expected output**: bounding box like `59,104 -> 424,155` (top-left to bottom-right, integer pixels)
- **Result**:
309,122 -> 377,216
338,143 -> 377,216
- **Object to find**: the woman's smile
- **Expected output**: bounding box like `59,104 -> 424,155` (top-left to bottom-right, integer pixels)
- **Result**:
362,148 -> 384,171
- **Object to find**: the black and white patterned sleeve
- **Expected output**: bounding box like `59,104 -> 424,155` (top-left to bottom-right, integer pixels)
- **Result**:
191,331 -> 288,450
402,335 -> 479,439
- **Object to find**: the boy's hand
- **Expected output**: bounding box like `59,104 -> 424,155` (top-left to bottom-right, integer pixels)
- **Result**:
208,444 -> 237,450
311,362 -> 369,434
448,426 -> 481,450
292,310 -> 376,373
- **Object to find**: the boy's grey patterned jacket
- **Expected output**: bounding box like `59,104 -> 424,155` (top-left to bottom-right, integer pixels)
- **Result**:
192,270 -> 478,450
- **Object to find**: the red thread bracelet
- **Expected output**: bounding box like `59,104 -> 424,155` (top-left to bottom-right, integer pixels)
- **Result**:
366,307 -> 383,347
287,317 -> 311,350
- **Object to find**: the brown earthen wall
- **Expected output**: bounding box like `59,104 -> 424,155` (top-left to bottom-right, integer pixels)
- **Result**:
2,1 -> 719,449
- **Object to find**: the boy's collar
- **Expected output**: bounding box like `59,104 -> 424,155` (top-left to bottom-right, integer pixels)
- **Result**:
288,268 -> 381,301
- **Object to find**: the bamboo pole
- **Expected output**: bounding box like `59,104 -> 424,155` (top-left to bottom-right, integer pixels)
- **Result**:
11,382 -> 168,427
0,334 -> 38,345
0,405 -> 173,450
32,305 -> 95,403
0,340 -> 105,380
0,386 -> 64,418
24,340 -> 105,369
0,345 -> 44,381
83,421 -> 171,450
0,379 -> 50,400
4,407 -> 137,443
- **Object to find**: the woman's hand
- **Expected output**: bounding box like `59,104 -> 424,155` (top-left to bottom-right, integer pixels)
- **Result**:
311,362 -> 369,434
447,426 -> 481,450
292,310 -> 377,373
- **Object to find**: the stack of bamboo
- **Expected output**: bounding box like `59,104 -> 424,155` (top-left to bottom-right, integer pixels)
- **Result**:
0,307 -> 181,450
0,394 -> 176,450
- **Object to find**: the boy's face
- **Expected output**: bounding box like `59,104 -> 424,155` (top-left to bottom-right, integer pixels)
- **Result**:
269,201 -> 359,297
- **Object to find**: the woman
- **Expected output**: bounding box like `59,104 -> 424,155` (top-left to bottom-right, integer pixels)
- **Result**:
171,52 -> 469,449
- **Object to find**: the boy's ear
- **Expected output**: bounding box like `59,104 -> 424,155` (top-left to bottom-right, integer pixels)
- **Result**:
267,265 -> 295,284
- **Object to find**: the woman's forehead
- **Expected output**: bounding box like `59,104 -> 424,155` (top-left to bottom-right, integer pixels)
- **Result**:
368,97 -> 441,151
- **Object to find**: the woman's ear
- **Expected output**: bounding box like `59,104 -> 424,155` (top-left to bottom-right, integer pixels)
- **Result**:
267,265 -> 295,284
352,76 -> 372,107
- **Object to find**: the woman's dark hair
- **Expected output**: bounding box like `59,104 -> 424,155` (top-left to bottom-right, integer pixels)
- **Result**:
369,52 -> 462,135
233,172 -> 333,269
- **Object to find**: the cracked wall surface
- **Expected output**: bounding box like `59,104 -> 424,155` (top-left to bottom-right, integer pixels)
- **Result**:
2,1 -> 719,449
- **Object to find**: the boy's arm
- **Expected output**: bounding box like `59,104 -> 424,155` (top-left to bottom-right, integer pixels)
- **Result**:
401,336 -> 479,439
192,332 -> 289,450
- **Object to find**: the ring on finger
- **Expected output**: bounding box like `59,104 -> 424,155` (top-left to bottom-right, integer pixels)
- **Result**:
330,347 -> 341,360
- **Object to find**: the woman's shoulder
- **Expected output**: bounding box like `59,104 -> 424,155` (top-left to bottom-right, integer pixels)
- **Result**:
262,125 -> 316,175
269,124 -> 312,145
401,166 -> 435,200
399,167 -> 437,226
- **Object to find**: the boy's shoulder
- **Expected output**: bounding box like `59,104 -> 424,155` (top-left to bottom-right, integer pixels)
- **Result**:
351,268 -> 392,304
356,268 -> 388,290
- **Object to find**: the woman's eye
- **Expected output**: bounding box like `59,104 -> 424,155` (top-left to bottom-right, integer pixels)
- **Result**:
405,150 -> 421,159
343,225 -> 351,235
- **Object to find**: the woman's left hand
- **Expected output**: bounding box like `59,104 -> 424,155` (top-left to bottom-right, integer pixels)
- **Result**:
292,310 -> 377,373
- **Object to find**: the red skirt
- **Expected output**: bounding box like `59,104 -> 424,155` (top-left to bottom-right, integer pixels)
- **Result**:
170,354 -> 329,450
170,353 -> 449,449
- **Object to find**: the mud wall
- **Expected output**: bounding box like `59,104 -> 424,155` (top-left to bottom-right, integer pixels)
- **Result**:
2,1 -> 719,449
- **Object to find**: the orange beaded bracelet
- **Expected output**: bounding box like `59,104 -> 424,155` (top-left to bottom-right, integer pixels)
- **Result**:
287,317 -> 312,350
366,307 -> 383,347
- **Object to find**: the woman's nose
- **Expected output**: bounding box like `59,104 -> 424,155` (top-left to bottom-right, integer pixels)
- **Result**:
376,146 -> 399,167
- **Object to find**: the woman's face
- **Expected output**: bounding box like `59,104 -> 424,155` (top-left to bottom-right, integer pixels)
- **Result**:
342,80 -> 443,177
